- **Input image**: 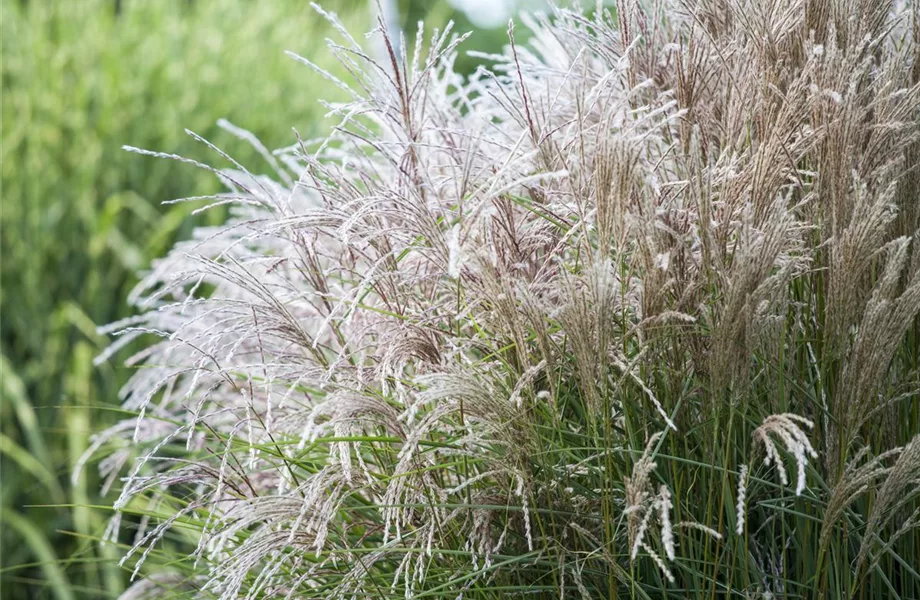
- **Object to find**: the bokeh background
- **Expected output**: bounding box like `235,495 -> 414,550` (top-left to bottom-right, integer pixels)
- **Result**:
0,0 -> 571,597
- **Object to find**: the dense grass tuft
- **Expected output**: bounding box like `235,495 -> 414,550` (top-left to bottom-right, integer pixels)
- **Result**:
88,1 -> 920,598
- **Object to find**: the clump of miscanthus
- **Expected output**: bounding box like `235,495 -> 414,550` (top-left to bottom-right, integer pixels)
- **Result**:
83,0 -> 920,598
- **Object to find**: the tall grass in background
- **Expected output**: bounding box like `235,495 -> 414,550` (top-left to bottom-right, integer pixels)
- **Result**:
58,1 -> 920,599
0,1 -> 366,597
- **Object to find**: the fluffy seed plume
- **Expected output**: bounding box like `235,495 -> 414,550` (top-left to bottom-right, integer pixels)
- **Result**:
753,414 -> 818,496
736,464 -> 749,535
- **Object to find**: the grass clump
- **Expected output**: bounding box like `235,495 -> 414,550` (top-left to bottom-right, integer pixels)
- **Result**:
88,1 -> 920,598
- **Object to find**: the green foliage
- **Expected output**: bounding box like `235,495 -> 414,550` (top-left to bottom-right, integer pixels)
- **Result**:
0,1 -> 363,597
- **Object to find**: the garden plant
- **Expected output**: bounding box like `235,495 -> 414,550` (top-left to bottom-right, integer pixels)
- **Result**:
86,0 -> 920,598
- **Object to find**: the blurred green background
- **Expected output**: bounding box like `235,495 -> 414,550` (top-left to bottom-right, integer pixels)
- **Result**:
0,0 -> 518,597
